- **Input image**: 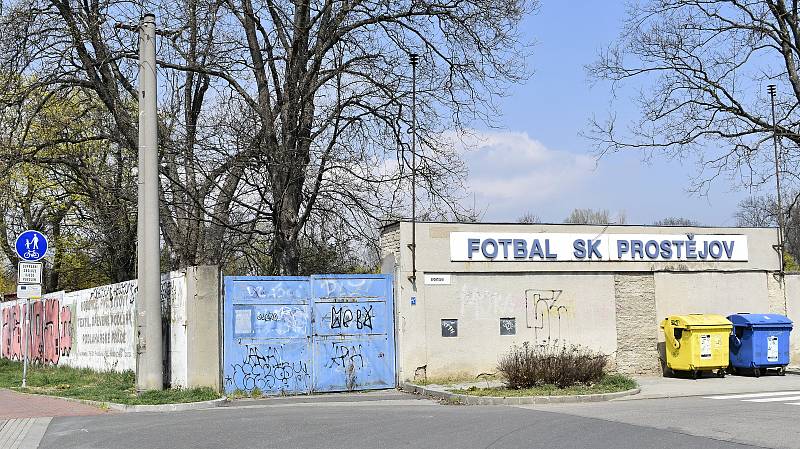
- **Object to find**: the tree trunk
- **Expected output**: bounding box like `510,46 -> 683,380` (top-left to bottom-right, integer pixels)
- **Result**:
271,180 -> 303,275
272,227 -> 301,275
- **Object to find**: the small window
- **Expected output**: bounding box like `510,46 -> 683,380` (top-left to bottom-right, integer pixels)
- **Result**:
441,319 -> 458,337
500,318 -> 516,335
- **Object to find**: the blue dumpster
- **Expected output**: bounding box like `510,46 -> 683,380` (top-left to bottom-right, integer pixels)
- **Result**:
728,314 -> 793,377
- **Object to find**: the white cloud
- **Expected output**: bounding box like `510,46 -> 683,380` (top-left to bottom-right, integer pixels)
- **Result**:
452,130 -> 595,220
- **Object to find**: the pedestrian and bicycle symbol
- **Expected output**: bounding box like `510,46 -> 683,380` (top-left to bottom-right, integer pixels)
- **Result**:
15,230 -> 48,262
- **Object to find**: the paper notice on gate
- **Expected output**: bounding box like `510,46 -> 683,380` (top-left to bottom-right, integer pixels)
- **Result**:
700,334 -> 712,359
768,336 -> 779,362
235,308 -> 253,334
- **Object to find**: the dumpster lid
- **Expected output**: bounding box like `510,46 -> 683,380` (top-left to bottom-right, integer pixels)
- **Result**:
664,314 -> 732,328
727,313 -> 793,327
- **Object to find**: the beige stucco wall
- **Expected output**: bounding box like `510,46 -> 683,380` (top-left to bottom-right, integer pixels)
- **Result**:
784,275 -> 800,365
393,272 -> 617,380
379,221 -> 791,379
185,265 -> 222,392
653,272 -> 771,332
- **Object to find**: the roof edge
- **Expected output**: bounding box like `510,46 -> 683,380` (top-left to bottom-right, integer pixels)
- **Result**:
379,219 -> 777,231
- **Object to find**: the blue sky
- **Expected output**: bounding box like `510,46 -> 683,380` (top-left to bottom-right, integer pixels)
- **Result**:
462,1 -> 755,226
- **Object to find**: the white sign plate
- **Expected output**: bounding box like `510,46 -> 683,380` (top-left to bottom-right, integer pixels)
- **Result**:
450,232 -> 749,262
18,262 -> 42,284
767,336 -> 779,362
424,274 -> 452,285
16,283 -> 42,299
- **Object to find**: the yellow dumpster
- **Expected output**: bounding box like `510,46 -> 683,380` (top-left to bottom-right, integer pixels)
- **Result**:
660,314 -> 732,379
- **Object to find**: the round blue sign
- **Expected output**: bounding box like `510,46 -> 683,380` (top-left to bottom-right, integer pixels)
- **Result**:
15,230 -> 48,262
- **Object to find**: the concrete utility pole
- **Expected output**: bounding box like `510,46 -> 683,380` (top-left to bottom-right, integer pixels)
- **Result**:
136,13 -> 163,391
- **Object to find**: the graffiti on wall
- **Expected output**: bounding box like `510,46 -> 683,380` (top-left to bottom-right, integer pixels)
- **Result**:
255,306 -> 308,336
1,274 -> 188,376
0,294 -> 73,365
525,289 -> 570,345
329,304 -> 374,331
246,281 -> 307,300
459,285 -> 516,320
1,302 -> 23,360
226,344 -> 311,392
316,277 -> 372,298
324,341 -> 366,391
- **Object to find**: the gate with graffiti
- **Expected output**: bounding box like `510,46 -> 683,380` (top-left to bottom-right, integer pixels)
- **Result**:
223,274 -> 395,395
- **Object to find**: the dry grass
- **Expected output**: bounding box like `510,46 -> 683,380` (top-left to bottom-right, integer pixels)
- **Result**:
498,343 -> 608,389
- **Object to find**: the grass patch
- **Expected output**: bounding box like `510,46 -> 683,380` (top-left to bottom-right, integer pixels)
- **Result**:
0,358 -> 220,405
412,373 -> 502,386
450,374 -> 637,397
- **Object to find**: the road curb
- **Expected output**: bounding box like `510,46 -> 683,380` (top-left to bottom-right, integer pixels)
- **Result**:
7,389 -> 227,413
400,383 -> 640,405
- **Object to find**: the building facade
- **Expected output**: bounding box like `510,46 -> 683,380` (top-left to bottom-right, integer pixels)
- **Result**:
380,221 -> 799,381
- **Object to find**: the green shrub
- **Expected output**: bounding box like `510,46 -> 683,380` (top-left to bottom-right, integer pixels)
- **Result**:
497,343 -> 608,389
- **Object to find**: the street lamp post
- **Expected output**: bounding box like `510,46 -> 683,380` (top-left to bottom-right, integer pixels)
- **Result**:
768,85 -> 785,275
408,53 -> 418,284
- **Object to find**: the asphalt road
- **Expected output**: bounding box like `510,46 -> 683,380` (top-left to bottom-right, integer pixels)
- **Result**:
38,389 -> 799,449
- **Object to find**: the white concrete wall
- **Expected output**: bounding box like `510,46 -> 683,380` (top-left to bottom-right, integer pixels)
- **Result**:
0,268 -> 220,389
0,282 -> 139,372
64,280 -> 139,372
162,271 -> 188,387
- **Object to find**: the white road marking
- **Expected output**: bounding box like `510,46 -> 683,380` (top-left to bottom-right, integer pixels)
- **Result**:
744,395 -> 800,402
703,391 -> 800,400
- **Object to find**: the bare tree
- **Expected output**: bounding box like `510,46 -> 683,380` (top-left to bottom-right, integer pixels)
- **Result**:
517,212 -> 541,224
169,0 -> 534,273
735,196 -> 778,228
587,1 -> 800,200
564,208 -> 626,225
735,193 -> 800,267
652,217 -> 702,227
0,0 -> 534,275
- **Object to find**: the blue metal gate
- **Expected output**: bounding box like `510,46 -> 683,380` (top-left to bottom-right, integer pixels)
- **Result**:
223,274 -> 395,395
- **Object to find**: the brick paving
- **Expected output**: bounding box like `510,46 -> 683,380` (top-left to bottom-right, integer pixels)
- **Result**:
0,417 -> 51,449
0,389 -> 108,419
